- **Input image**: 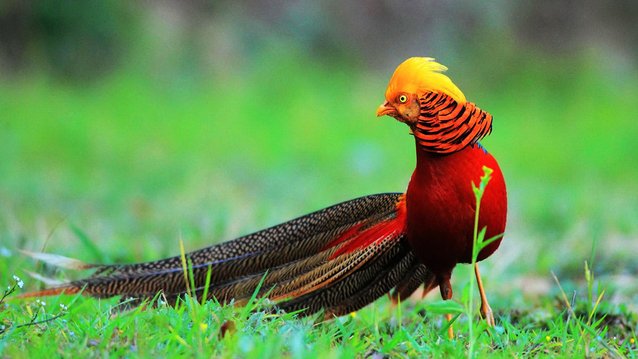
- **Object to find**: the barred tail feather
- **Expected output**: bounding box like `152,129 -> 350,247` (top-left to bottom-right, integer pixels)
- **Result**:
17,286 -> 80,298
277,238 -> 413,316
389,264 -> 436,303
325,247 -> 418,317
92,193 -> 405,278
21,193 -> 436,318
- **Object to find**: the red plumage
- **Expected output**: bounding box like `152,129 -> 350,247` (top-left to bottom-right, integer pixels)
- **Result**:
406,144 -> 507,283
325,196 -> 407,259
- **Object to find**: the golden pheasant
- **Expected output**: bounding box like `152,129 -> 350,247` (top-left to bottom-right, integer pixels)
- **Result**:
21,57 -> 507,332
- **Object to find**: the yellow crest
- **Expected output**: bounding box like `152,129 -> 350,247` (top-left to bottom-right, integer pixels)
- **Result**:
385,57 -> 466,104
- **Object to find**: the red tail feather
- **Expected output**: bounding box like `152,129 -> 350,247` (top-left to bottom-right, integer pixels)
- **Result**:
325,196 -> 407,259
16,286 -> 80,299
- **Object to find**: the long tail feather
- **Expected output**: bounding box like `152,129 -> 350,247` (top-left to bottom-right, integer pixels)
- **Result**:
19,250 -> 97,270
325,247 -> 418,317
18,286 -> 80,298
389,264 -> 435,303
21,193 -> 435,318
92,193 -> 405,278
276,238 -> 413,315
23,271 -> 67,287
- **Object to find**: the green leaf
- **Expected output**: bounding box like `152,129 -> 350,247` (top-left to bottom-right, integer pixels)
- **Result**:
478,232 -> 504,252
70,223 -> 108,263
471,181 -> 479,195
424,300 -> 464,314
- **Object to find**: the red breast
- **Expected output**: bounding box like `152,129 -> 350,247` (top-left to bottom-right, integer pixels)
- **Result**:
405,144 -> 507,275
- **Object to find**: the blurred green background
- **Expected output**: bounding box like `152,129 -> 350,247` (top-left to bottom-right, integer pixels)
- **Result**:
1,1 -> 637,310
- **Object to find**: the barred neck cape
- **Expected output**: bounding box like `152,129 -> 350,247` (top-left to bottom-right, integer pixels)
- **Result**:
381,57 -> 493,155
414,91 -> 492,154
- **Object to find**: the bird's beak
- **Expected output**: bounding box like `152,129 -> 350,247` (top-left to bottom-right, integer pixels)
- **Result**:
376,100 -> 397,117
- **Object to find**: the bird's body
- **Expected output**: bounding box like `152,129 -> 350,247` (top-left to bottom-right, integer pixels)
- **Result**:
21,58 -> 507,327
407,144 -> 506,275
407,143 -> 506,295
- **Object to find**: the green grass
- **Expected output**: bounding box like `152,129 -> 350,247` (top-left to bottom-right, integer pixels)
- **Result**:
1,264 -> 635,357
1,51 -> 637,357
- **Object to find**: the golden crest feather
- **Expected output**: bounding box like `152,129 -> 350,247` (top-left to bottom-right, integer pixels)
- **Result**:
385,57 -> 466,104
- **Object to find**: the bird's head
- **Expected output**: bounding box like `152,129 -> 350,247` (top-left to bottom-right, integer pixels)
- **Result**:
376,57 -> 492,154
376,57 -> 466,126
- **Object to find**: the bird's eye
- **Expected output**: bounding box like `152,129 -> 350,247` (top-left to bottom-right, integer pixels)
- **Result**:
399,95 -> 408,103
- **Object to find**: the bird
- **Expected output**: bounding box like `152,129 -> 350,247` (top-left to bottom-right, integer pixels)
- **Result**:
20,57 -> 507,335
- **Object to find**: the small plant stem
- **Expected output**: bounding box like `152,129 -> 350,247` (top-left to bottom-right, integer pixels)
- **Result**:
467,166 -> 493,359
